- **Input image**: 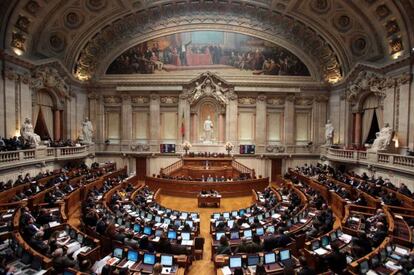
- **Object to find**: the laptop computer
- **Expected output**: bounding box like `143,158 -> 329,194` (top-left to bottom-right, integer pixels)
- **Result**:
229,256 -> 242,271
216,232 -> 225,241
108,247 -> 123,265
141,253 -> 156,273
247,254 -> 260,273
167,231 -> 177,240
244,229 -> 252,240
230,231 -> 239,240
279,249 -> 293,267
161,255 -> 175,274
256,227 -> 264,236
121,250 -> 139,269
181,232 -> 193,246
143,226 -> 152,236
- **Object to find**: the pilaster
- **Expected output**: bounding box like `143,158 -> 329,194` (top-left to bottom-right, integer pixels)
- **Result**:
284,95 -> 295,145
150,93 -> 160,151
255,94 -> 267,152
121,95 -> 132,146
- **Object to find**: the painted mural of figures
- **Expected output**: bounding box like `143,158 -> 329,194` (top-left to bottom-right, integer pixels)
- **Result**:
107,31 -> 310,76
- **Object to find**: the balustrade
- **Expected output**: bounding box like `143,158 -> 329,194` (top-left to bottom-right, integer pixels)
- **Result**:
0,146 -> 90,167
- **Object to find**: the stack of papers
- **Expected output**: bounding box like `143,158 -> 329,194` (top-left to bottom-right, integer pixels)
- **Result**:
339,233 -> 352,244
314,247 -> 329,255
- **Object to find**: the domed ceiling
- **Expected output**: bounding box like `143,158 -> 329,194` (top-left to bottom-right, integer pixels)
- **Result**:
1,0 -> 413,83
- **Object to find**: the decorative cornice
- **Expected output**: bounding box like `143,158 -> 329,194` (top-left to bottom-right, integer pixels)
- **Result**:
131,96 -> 150,104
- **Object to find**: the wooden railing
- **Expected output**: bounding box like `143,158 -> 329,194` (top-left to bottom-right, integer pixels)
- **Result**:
160,159 -> 183,175
232,159 -> 255,177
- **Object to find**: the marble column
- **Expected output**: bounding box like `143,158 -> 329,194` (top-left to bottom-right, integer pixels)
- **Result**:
284,95 -> 295,145
96,95 -> 105,144
88,92 -> 99,143
54,109 -> 61,141
219,113 -> 225,143
121,95 -> 132,146
19,74 -> 32,130
354,112 -> 362,146
149,93 -> 160,151
4,68 -> 17,137
191,113 -> 198,143
398,83 -> 410,148
255,94 -> 267,152
225,90 -> 238,144
0,60 -> 4,137
312,96 -> 328,145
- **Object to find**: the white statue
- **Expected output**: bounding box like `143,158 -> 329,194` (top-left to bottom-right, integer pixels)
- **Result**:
370,123 -> 393,152
203,115 -> 214,143
192,81 -> 204,103
20,118 -> 41,147
81,118 -> 94,144
325,120 -> 334,145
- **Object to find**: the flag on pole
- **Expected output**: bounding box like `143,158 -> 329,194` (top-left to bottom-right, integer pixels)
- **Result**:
181,112 -> 185,141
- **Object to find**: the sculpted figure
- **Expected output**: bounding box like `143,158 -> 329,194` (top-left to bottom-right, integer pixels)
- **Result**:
370,123 -> 393,151
20,118 -> 41,147
325,120 -> 334,145
203,115 -> 213,142
81,118 -> 94,144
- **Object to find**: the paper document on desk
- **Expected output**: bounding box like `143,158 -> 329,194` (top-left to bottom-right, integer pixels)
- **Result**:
221,266 -> 232,275
395,246 -> 409,255
385,260 -> 402,270
339,233 -> 352,243
314,247 -> 328,255
182,240 -> 193,246
366,270 -> 378,275
48,221 -> 60,227
272,213 -> 281,219
66,242 -> 81,255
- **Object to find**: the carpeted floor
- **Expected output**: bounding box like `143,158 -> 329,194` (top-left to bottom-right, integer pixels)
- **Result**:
157,194 -> 254,275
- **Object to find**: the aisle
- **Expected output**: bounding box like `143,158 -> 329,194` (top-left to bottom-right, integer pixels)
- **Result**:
157,194 -> 253,275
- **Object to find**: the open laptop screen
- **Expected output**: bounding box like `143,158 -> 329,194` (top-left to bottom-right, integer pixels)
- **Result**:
229,256 -> 242,268
143,253 -> 156,265
127,250 -> 138,262
161,255 -> 173,267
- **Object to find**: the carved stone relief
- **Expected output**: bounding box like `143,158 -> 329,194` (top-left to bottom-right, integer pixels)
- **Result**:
103,96 -> 121,104
131,96 -> 150,104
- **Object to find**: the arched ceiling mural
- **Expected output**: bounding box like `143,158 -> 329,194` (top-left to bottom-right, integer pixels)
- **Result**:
1,0 -> 413,83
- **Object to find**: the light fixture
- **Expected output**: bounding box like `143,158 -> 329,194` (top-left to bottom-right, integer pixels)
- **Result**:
392,52 -> 402,60
392,134 -> 399,148
12,47 -> 24,56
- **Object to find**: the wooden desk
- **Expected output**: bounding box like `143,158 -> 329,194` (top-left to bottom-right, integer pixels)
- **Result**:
145,177 -> 269,197
198,195 -> 221,207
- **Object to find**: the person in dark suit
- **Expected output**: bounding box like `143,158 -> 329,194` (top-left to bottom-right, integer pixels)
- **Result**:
216,235 -> 231,255
52,248 -> 77,273
275,228 -> 291,247
263,232 -> 278,252
157,234 -> 172,253
179,41 -> 192,66
297,256 -> 316,275
234,238 -> 249,253
323,242 -> 347,274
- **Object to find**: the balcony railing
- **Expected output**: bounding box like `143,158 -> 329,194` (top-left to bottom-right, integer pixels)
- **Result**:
0,145 -> 94,169
324,148 -> 414,174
